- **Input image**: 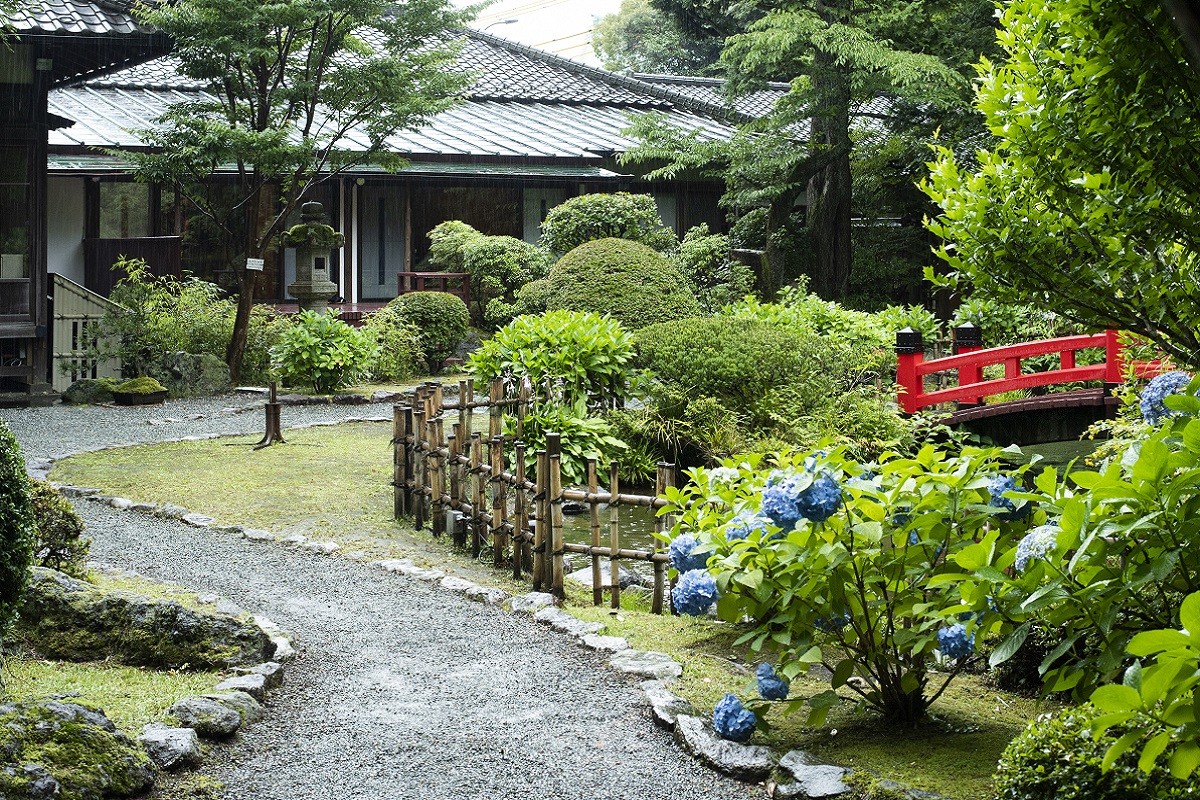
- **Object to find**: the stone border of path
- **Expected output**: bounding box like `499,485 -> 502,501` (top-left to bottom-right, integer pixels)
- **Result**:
32,428 -> 942,800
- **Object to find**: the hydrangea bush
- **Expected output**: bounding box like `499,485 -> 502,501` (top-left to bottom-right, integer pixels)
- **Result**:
1139,371 -> 1193,425
661,445 -> 1037,724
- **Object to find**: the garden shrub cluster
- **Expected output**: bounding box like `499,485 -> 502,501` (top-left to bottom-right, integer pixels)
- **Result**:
359,305 -> 425,383
270,309 -> 377,393
673,225 -> 756,312
387,291 -> 470,372
427,221 -> 551,327
0,420 -> 35,638
29,479 -> 90,577
539,192 -> 677,256
544,238 -> 702,330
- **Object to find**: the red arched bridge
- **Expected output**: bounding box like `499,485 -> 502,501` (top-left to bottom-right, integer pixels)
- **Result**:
896,327 -> 1163,445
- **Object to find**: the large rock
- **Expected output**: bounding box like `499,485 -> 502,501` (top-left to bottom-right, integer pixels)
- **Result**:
17,567 -> 273,669
138,724 -> 201,770
0,701 -> 156,798
142,351 -> 231,398
775,750 -> 851,799
166,697 -> 242,739
202,691 -> 264,724
673,714 -> 776,782
566,563 -> 649,590
640,680 -> 694,728
61,378 -> 116,405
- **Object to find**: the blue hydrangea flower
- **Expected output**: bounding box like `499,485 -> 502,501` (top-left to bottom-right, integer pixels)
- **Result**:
672,569 -> 719,616
1140,371 -> 1194,425
668,534 -> 711,574
725,511 -> 772,541
937,623 -> 975,660
1014,524 -> 1060,571
712,694 -> 757,743
755,663 -> 790,701
762,469 -> 843,529
987,474 -> 1032,522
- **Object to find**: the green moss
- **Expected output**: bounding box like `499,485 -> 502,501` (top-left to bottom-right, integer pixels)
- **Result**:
114,377 -> 168,394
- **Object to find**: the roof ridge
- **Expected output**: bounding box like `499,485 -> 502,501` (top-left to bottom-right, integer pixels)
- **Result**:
633,72 -> 792,92
461,28 -> 754,124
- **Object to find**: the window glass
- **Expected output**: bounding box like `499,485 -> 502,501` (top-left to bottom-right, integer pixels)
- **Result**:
99,183 -> 150,238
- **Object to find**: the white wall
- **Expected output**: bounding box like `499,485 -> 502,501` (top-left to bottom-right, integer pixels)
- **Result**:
46,176 -> 85,284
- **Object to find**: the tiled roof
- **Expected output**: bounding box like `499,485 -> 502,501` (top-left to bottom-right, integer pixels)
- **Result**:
634,74 -> 788,119
4,0 -> 151,36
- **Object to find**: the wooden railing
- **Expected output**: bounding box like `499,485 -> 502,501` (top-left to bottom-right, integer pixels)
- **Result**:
393,379 -> 676,612
396,271 -> 471,307
896,327 -> 1163,414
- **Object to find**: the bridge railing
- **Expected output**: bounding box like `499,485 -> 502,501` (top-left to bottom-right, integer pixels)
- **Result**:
896,327 -> 1162,414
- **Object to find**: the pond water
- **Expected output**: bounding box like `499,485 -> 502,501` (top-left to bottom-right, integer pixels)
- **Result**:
1016,438 -> 1101,470
559,501 -> 660,553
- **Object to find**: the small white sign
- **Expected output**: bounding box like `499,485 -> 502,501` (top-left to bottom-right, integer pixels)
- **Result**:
245,258 -> 265,272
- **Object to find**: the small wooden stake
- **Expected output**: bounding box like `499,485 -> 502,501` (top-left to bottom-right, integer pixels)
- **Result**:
471,433 -> 485,559
430,417 -> 445,538
652,463 -> 668,615
253,381 -> 286,449
588,459 -> 602,607
532,448 -> 548,591
393,403 -> 408,518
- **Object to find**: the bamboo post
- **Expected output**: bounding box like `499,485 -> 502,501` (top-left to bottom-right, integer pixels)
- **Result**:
608,461 -> 621,609
458,378 -> 470,435
516,378 -> 531,441
430,417 -> 445,537
412,401 -> 427,531
471,432 -> 485,559
547,432 -> 566,599
489,378 -> 504,440
448,424 -> 464,548
532,448 -> 549,591
491,436 -> 507,569
588,459 -> 602,606
430,382 -> 444,418
514,442 -> 528,581
393,404 -> 408,518
651,463 -> 669,614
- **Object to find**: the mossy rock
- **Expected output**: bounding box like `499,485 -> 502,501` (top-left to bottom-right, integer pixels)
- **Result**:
0,700 -> 156,800
16,567 -> 272,670
545,238 -> 702,330
141,352 -> 231,398
61,378 -> 119,405
112,377 -> 167,394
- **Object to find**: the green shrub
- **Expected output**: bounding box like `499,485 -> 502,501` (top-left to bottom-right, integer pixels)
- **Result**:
485,277 -> 553,328
388,291 -> 470,372
468,310 -> 637,408
540,192 -> 678,256
545,238 -> 701,330
100,257 -> 288,386
0,420 -> 35,635
675,224 -> 756,312
993,704 -> 1194,800
505,400 -> 627,487
29,479 -> 89,577
461,235 -> 551,325
113,377 -> 167,394
426,220 -> 485,272
360,305 -> 425,382
270,310 -> 377,393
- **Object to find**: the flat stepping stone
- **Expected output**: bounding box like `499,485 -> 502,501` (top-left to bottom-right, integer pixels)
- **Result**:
533,607 -> 604,638
610,650 -> 682,681
640,680 -> 694,727
775,750 -> 851,798
214,673 -> 268,700
674,715 -> 775,782
507,592 -> 557,613
580,634 -> 628,652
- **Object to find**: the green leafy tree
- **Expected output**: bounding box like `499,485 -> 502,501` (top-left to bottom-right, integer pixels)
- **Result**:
593,0 -> 715,75
924,0 -> 1200,367
126,0 -> 471,383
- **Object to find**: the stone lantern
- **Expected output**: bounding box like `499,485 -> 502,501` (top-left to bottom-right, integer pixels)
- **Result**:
284,202 -> 343,313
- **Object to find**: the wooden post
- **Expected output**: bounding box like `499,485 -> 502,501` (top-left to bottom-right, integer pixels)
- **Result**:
532,448 -> 548,591
1104,329 -> 1125,383
430,382 -> 444,419
412,401 -> 427,531
651,462 -> 669,615
402,406 -> 415,516
430,417 -> 445,538
953,323 -> 984,408
489,378 -> 504,440
253,380 -> 286,449
514,441 -> 528,581
588,459 -> 602,607
393,404 -> 408,518
448,424 -> 465,548
490,436 -> 507,569
516,378 -> 531,441
609,460 -> 621,610
547,432 -> 566,599
471,433 -> 485,559
895,328 -> 925,415
458,378 -> 470,436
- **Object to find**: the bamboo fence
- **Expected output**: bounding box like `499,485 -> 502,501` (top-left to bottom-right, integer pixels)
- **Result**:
393,378 -> 677,613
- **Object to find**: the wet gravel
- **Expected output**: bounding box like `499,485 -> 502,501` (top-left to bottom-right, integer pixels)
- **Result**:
2,398 -> 757,800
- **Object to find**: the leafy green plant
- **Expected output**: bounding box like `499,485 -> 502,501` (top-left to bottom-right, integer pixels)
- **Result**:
545,238 -> 702,330
539,192 -> 678,256
505,400 -> 627,487
387,291 -> 470,372
467,310 -> 637,409
427,220 -> 485,272
0,420 -> 35,636
29,479 -> 89,577
270,309 -> 377,393
663,445 -> 1035,724
674,224 -> 756,312
461,235 -> 551,326
993,703 -> 1195,799
360,305 -> 425,382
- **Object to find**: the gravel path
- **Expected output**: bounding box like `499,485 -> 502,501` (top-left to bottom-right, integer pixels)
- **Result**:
2,398 -> 756,800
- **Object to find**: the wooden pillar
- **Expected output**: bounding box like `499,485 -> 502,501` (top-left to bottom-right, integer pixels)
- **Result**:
471,432 -> 485,559
547,432 -> 566,599
588,459 -> 602,607
393,404 -> 409,518
895,328 -> 925,415
491,436 -> 507,570
609,461 -> 621,610
514,442 -> 528,581
532,448 -> 549,591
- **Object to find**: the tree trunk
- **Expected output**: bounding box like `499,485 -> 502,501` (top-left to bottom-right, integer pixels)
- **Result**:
806,52 -> 853,300
226,183 -> 274,385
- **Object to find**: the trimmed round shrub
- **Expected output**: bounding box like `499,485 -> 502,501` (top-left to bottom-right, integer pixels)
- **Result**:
427,220 -> 485,272
540,192 -> 678,256
270,309 -> 377,393
545,238 -> 702,330
461,235 -> 552,325
361,305 -> 425,382
994,704 -> 1195,800
0,420 -> 35,634
30,479 -> 90,577
388,291 -> 470,372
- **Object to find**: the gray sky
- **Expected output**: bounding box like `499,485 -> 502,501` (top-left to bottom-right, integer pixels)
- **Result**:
459,0 -> 623,64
